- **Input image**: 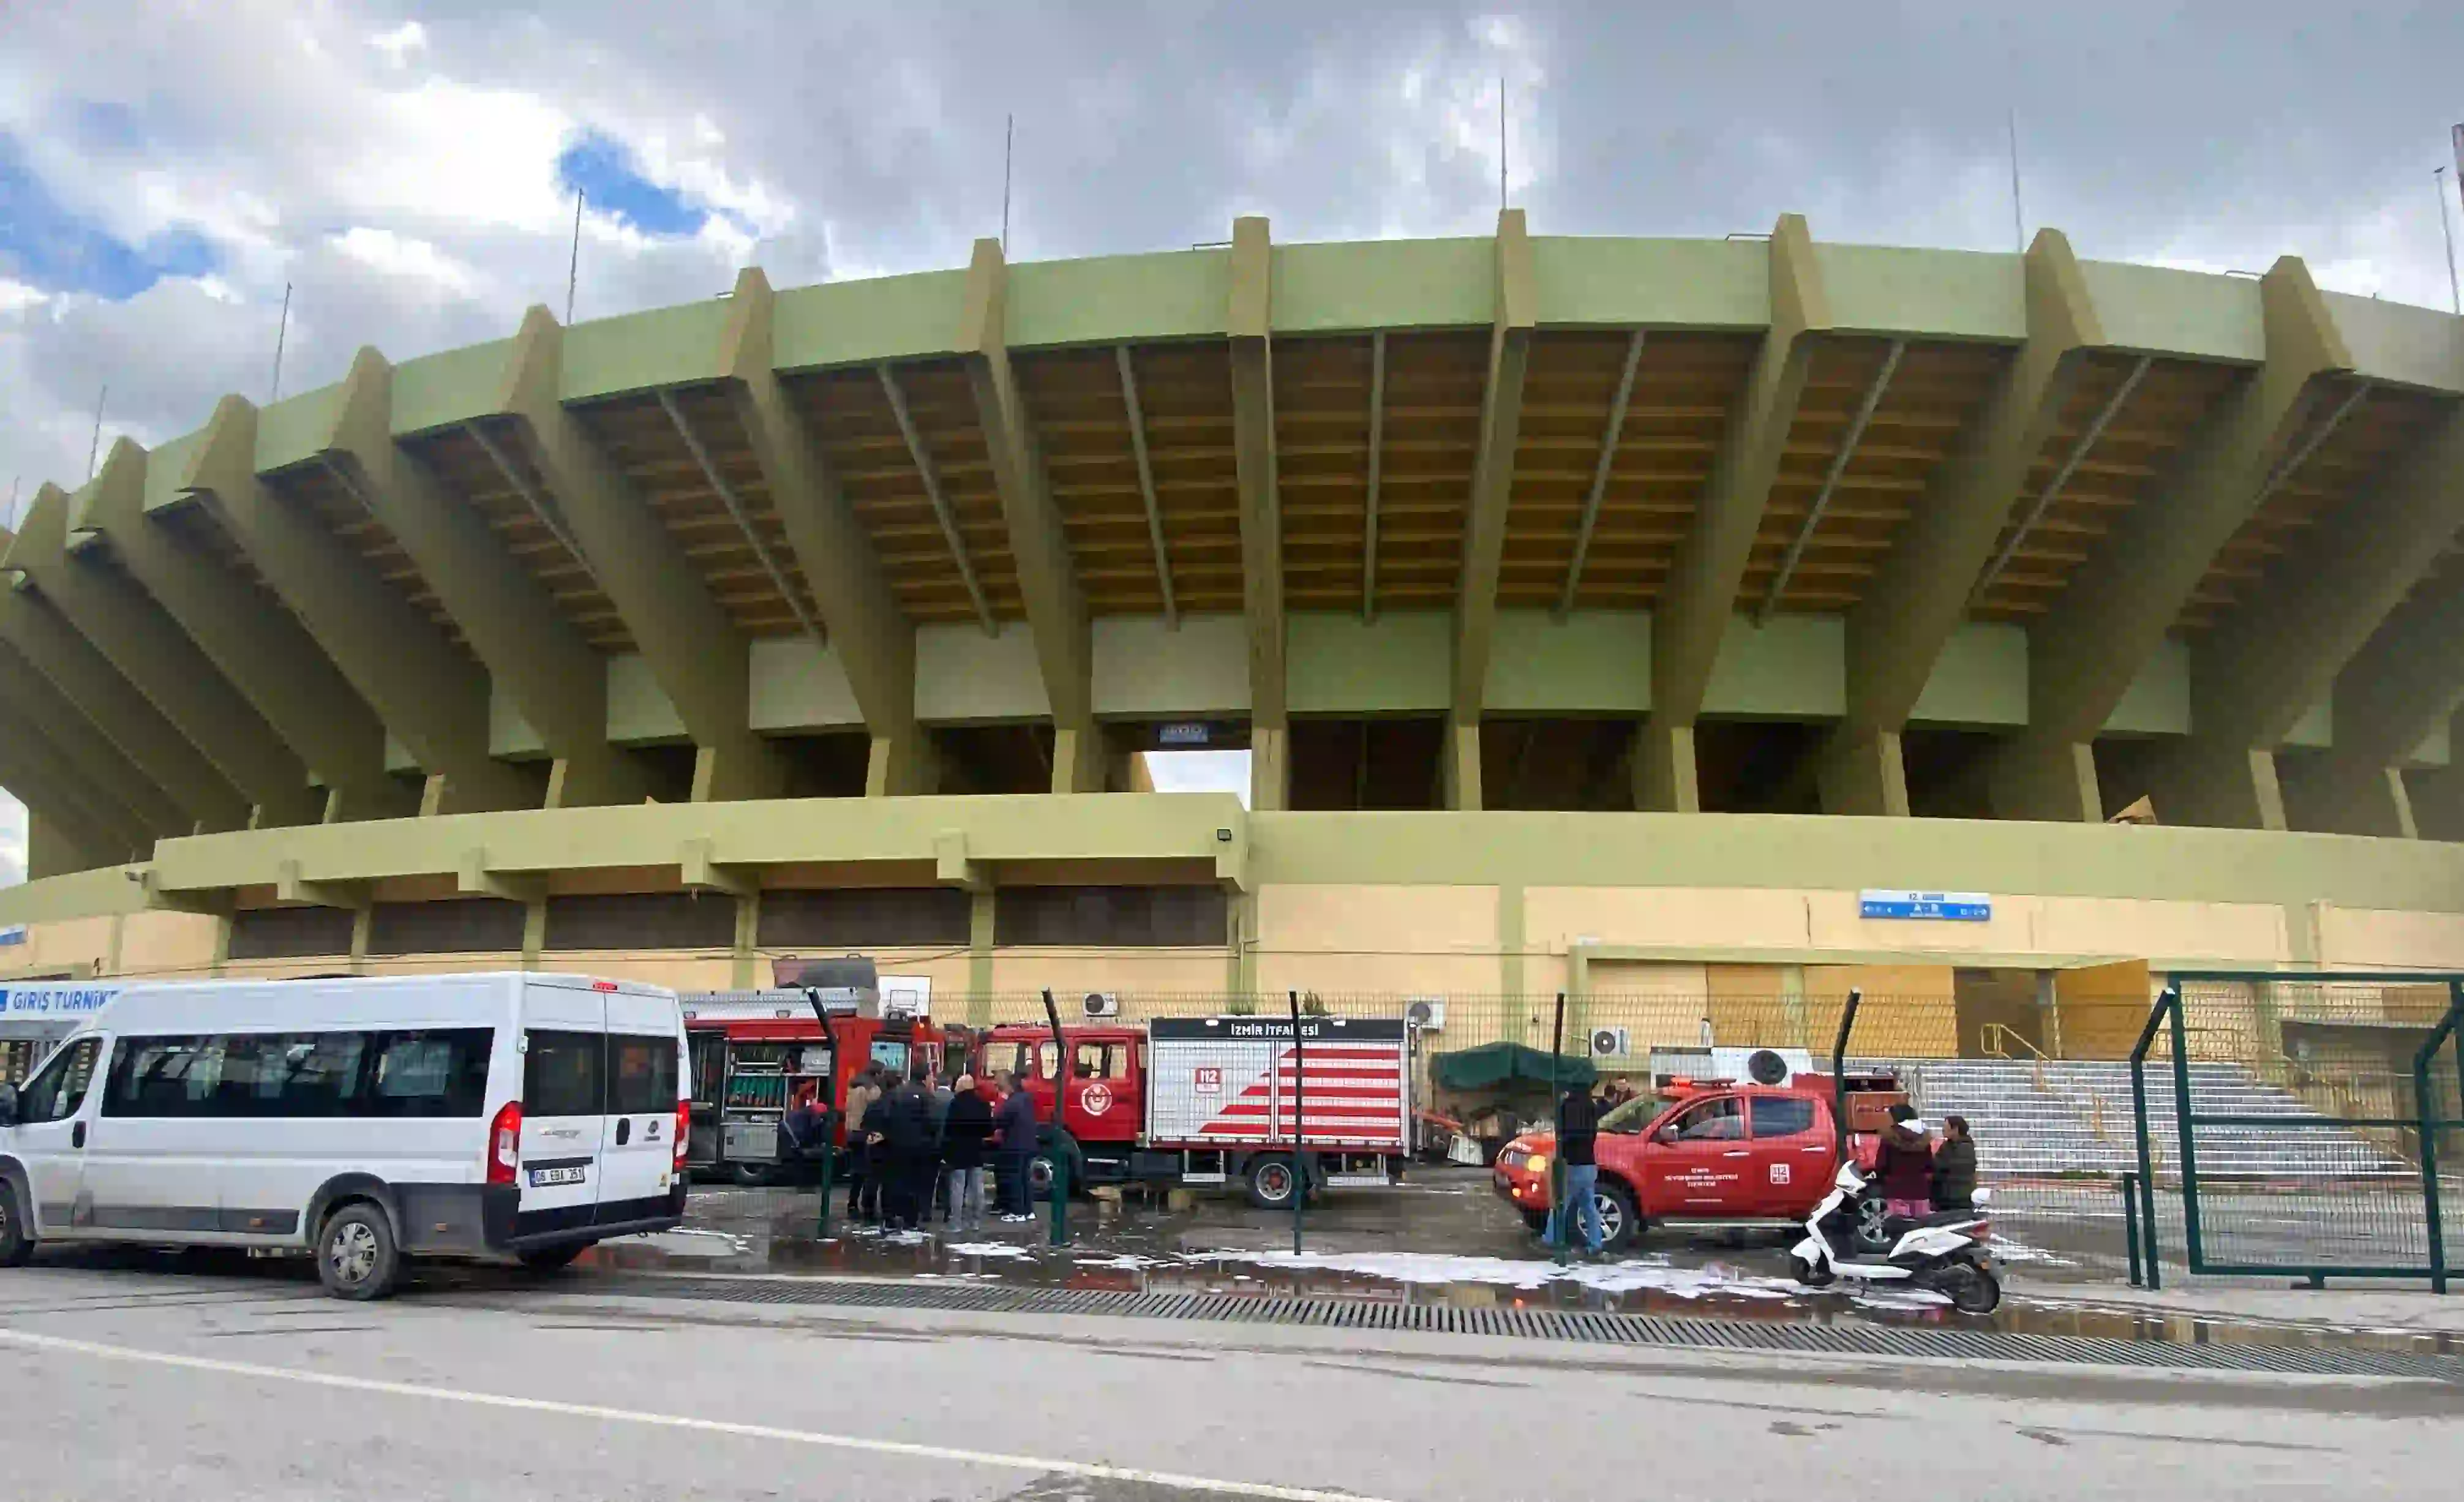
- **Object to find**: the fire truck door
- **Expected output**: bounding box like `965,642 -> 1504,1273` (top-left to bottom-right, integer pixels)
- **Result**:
1642,1094 -> 1754,1215
1059,1039 -> 1136,1141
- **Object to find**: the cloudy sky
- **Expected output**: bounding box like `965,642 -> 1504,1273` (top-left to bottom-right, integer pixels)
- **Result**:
3,1 -> 2461,877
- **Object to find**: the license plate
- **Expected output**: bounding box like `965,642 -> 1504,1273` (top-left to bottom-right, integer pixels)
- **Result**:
529,1165 -> 588,1187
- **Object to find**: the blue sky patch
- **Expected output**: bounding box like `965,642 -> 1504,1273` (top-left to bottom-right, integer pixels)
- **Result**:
555,129 -> 708,238
0,133 -> 216,299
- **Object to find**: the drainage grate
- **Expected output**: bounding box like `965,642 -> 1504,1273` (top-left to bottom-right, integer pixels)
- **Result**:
577,1274 -> 2464,1381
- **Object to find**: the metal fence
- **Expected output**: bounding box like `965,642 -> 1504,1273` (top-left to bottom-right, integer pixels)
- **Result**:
936,982 -> 2461,1286
2128,974 -> 2464,1292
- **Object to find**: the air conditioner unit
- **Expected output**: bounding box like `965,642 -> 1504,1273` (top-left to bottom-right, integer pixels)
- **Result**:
1404,998 -> 1446,1031
1081,992 -> 1122,1018
1590,1026 -> 1633,1059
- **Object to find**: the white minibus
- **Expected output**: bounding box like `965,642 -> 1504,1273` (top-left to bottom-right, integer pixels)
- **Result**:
0,972 -> 688,1299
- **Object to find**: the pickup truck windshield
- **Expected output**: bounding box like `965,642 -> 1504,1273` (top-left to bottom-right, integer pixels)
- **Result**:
1600,1097 -> 1661,1133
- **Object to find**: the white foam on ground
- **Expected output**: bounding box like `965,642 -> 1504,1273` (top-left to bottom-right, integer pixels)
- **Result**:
1073,1253 -> 1174,1271
1195,1248 -> 1975,1310
944,1241 -> 1037,1261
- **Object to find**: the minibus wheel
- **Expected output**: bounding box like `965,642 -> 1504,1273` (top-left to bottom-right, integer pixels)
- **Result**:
316,1201 -> 403,1301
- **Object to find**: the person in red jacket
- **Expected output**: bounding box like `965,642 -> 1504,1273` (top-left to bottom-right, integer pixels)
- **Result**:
1872,1103 -> 1934,1220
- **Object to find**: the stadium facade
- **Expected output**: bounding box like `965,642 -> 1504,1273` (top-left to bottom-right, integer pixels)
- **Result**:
4,211 -> 2464,1057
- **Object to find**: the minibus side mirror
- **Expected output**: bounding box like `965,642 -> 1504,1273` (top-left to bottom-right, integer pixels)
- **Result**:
0,1084 -> 18,1128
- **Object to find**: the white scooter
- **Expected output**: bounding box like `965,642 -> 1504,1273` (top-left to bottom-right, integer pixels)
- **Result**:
1787,1159 -> 2001,1313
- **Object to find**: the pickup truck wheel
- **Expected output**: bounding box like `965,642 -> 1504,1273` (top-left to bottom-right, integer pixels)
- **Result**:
1593,1180 -> 1640,1250
1520,1207 -> 1550,1234
1245,1155 -> 1300,1210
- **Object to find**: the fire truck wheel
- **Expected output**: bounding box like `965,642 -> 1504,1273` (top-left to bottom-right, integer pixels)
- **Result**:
727,1162 -> 772,1188
1245,1155 -> 1301,1209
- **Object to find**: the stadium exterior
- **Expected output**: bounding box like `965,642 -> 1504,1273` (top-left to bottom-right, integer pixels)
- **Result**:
5,212 -> 2464,1061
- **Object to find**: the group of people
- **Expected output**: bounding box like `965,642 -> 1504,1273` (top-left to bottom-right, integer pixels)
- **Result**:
784,1065 -> 1045,1233
1872,1105 -> 1978,1218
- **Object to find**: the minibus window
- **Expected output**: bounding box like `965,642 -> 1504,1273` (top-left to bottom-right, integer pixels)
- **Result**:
525,1031 -> 606,1117
610,1035 -> 679,1114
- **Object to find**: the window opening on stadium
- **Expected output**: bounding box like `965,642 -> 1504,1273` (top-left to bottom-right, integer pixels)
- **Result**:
1477,718 -> 1636,810
770,731 -> 872,799
227,904 -> 356,961
993,885 -> 1229,947
933,724 -> 1057,795
1290,717 -> 1444,809
757,887 -> 971,948
1693,721 -> 1822,814
366,897 -> 526,957
543,891 -> 737,952
1901,727 -> 2000,819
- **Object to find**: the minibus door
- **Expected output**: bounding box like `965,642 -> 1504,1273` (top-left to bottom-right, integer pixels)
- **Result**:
600,989 -> 682,1225
519,988 -> 607,1239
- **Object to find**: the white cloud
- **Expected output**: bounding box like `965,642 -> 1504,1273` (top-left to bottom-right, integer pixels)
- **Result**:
0,279 -> 48,314
369,20 -> 427,66
329,226 -> 478,296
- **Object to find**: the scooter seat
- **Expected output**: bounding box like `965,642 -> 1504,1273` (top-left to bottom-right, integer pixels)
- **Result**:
1883,1208 -> 1978,1237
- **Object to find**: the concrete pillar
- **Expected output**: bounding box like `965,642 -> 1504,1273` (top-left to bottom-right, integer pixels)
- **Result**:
1817,729 -> 1909,817
1442,716 -> 1482,811
1632,722 -> 1700,813
968,887 -> 996,1023
1250,724 -> 1290,813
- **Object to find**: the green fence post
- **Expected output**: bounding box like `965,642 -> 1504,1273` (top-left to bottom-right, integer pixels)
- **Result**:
2167,986 -> 2206,1275
2120,1172 -> 2143,1287
813,1011 -> 839,1239
2128,985 -> 2176,1291
1040,988 -> 1070,1247
1830,988 -> 1863,1165
2414,985 -> 2464,1295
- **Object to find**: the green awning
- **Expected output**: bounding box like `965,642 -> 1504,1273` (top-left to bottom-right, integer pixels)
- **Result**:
1430,1042 -> 1597,1093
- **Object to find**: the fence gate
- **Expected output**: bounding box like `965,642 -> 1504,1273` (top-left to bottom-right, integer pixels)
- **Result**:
2130,971 -> 2464,1292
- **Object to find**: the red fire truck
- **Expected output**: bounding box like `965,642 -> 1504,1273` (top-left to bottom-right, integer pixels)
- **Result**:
969,1014 -> 1412,1208
683,992 -> 951,1184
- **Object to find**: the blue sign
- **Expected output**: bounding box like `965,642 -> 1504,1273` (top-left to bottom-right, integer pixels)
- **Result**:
0,925 -> 23,947
1860,890 -> 1991,922
1158,721 -> 1212,747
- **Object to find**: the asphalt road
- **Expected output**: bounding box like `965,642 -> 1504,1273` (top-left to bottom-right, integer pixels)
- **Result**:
4,1261 -> 2460,1500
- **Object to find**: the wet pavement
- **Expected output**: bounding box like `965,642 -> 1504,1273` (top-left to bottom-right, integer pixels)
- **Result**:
10,1168 -> 2457,1365
549,1167 -> 2459,1363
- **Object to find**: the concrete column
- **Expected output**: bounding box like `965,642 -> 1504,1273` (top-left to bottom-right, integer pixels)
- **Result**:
1442,717 -> 1483,811
967,887 -> 996,1023
1817,729 -> 1910,817
348,906 -> 374,974
520,899 -> 547,971
1632,723 -> 1700,813
1250,724 -> 1290,813
731,891 -> 759,990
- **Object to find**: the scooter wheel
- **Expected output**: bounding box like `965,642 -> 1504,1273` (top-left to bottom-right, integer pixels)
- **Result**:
1947,1264 -> 2002,1315
1788,1254 -> 1833,1288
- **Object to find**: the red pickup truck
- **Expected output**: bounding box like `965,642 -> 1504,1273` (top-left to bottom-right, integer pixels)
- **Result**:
1492,1083 -> 1887,1250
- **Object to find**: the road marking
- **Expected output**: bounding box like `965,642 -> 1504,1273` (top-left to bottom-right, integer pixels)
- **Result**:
0,1327 -> 1400,1502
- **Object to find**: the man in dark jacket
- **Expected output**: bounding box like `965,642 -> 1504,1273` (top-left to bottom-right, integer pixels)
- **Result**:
994,1071 -> 1042,1222
1546,1081 -> 1606,1256
1931,1114 -> 1978,1211
875,1072 -> 936,1231
941,1075 -> 996,1231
